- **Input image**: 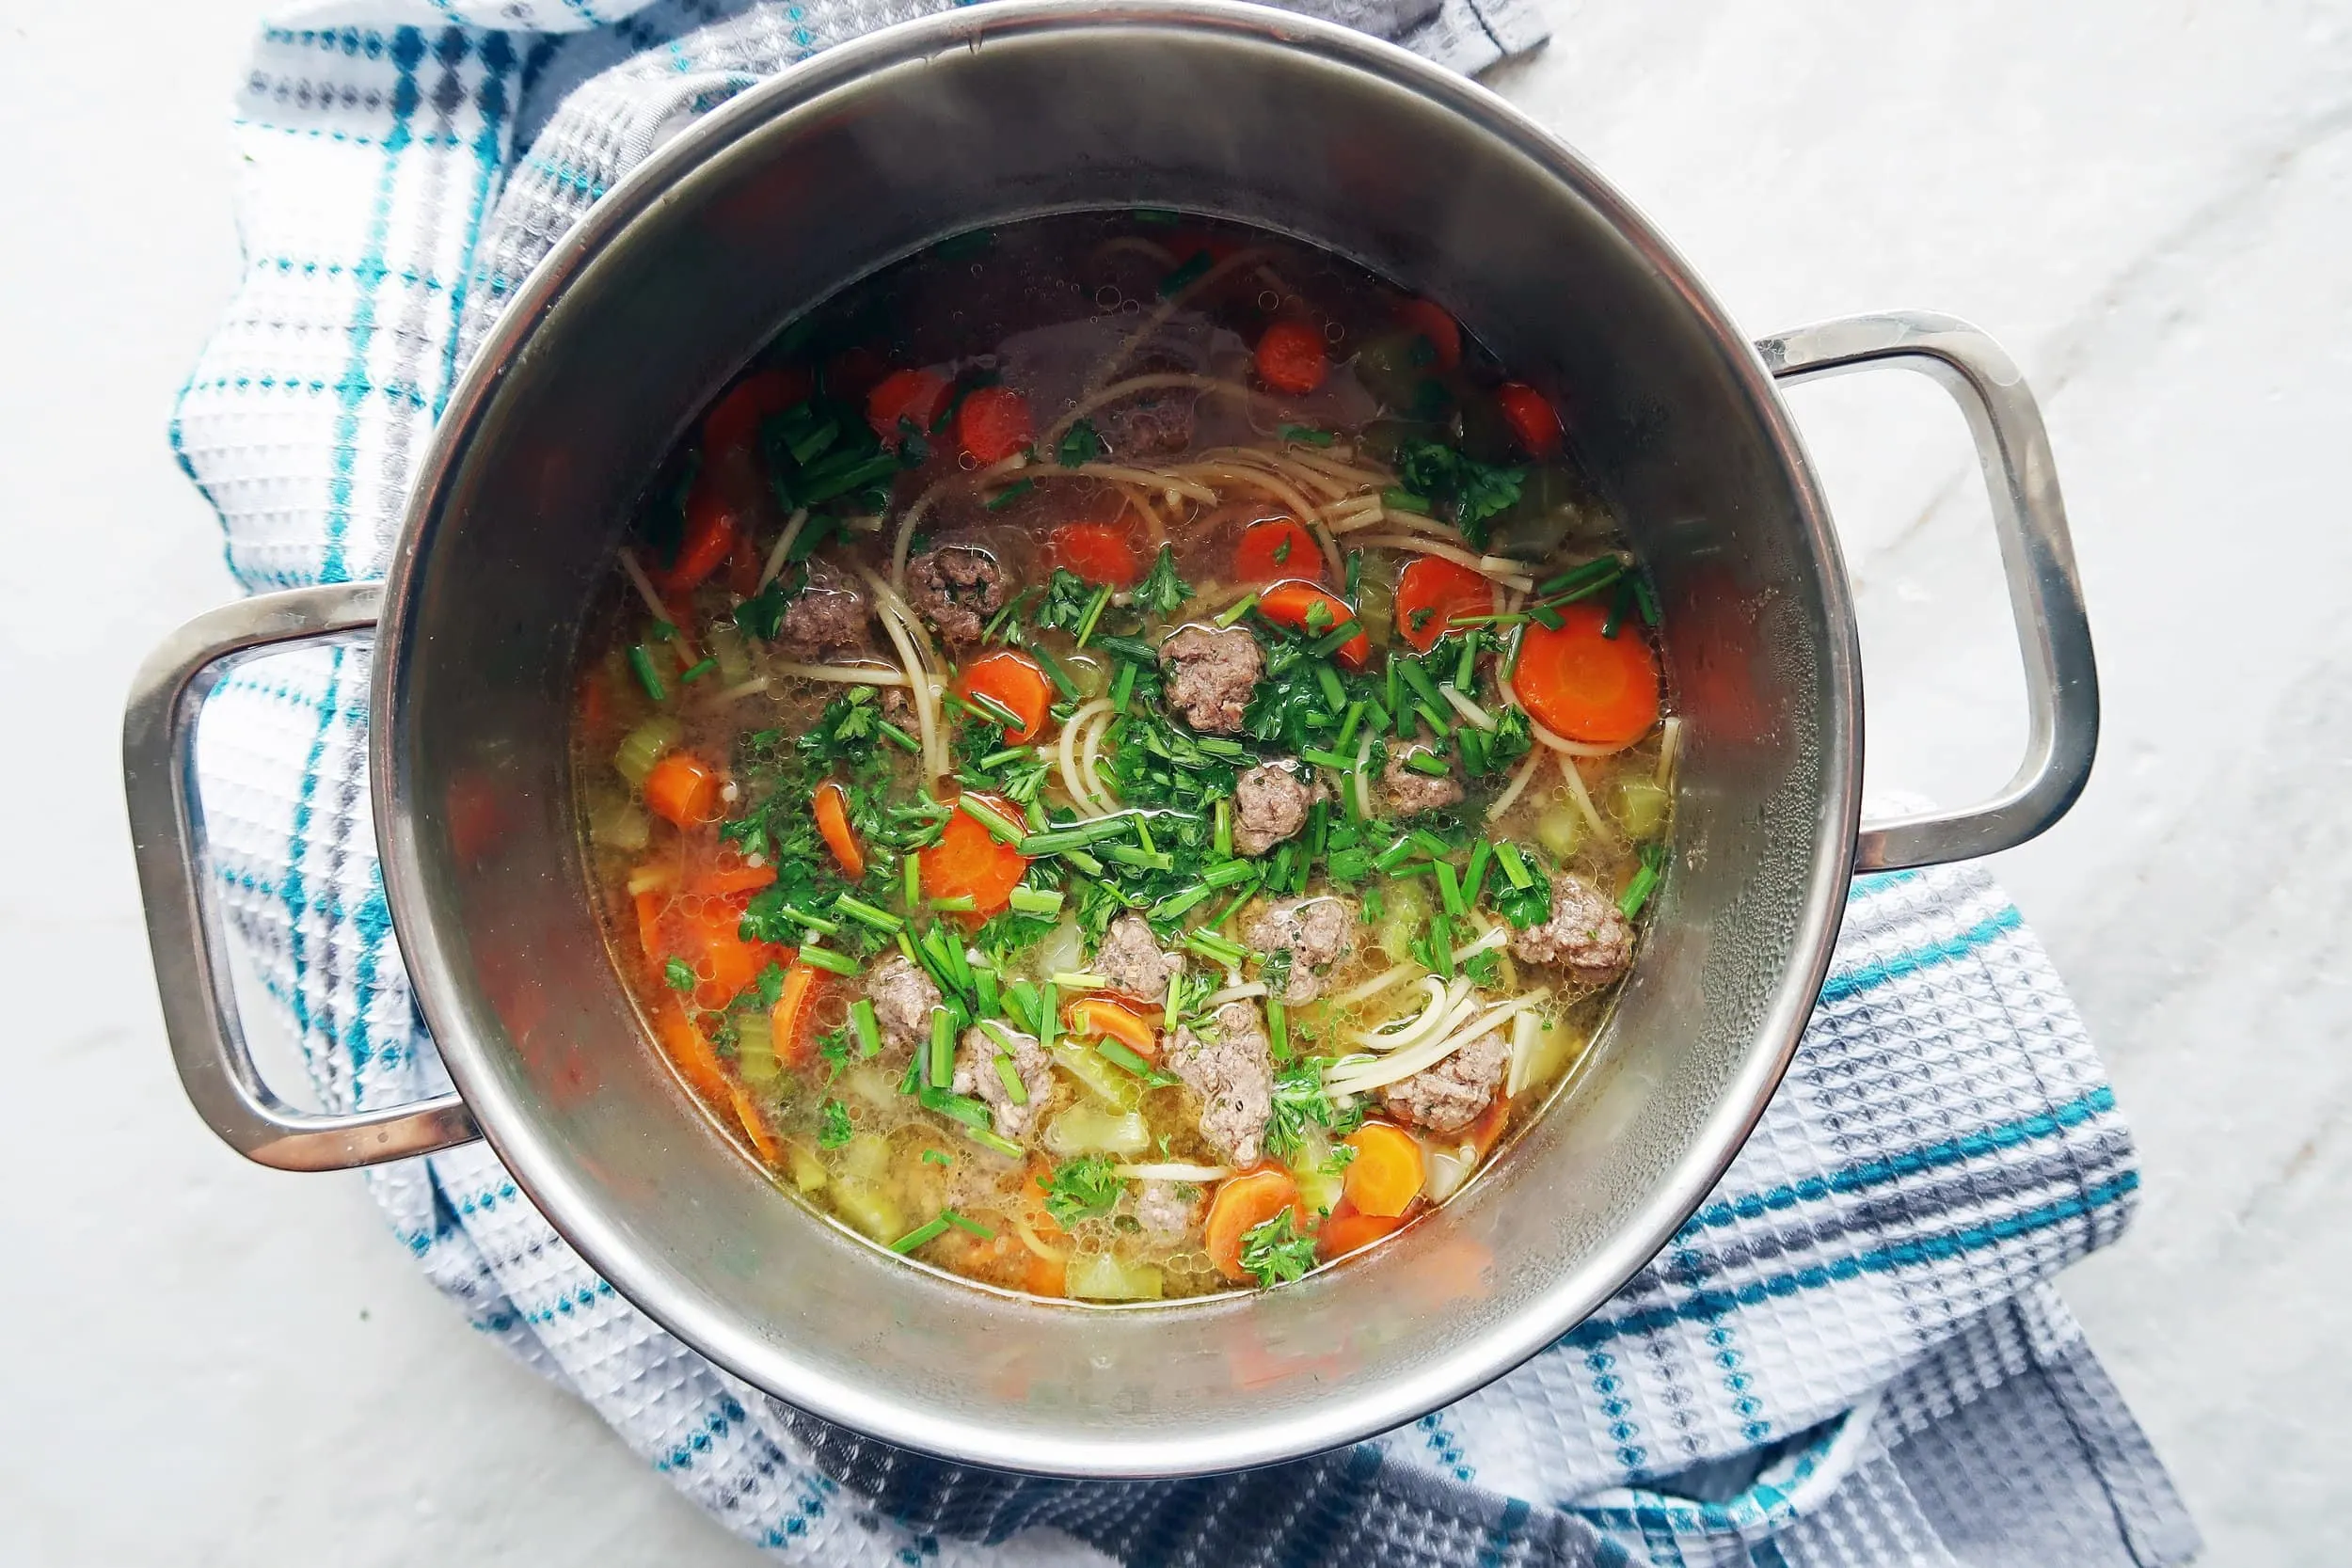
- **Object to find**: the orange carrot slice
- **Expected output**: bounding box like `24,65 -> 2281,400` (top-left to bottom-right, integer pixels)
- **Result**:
1495,381 -> 1563,459
1255,580 -> 1369,672
643,752 -> 719,828
1066,996 -> 1160,1059
917,791 -> 1031,917
956,386 -> 1034,464
1510,599 -> 1660,746
813,779 -> 865,878
1049,519 -> 1140,586
1232,517 -> 1321,587
1396,298 -> 1462,371
1342,1122 -> 1426,1218
1254,321 -> 1328,395
1394,555 -> 1492,653
957,649 -> 1054,745
1204,1166 -> 1306,1282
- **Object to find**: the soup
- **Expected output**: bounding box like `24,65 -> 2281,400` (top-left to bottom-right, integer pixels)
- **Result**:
573,213 -> 1675,1302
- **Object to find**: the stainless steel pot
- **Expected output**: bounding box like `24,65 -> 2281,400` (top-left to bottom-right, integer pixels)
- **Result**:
124,1 -> 2095,1478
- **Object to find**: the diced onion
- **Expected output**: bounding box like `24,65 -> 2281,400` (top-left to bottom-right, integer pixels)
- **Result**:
1422,1141 -> 1477,1204
1066,1253 -> 1165,1302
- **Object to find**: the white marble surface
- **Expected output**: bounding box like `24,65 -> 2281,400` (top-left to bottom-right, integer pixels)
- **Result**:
6,1 -> 2346,1561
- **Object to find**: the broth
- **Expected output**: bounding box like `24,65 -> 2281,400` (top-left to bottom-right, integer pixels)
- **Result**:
573,213 -> 1675,1301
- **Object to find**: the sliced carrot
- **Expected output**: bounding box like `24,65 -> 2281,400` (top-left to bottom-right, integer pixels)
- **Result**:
1025,1250 -> 1069,1298
1049,519 -> 1140,587
1466,1093 -> 1513,1160
1204,1166 -> 1307,1282
1232,516 -> 1321,586
917,790 -> 1031,917
1495,381 -> 1563,459
1255,580 -> 1369,672
703,367 -> 811,458
1396,298 -> 1462,372
1510,599 -> 1661,746
1066,996 -> 1159,1060
770,960 -> 822,1069
956,385 -> 1035,464
695,860 -> 778,897
653,473 -> 739,594
1342,1122 -> 1426,1218
729,1082 -> 783,1163
1394,555 -> 1494,653
678,898 -> 772,1008
656,999 -> 732,1105
1254,320 -> 1328,395
866,367 -> 952,439
1319,1196 -> 1409,1260
957,650 -> 1053,745
643,752 -> 719,828
814,779 -> 866,879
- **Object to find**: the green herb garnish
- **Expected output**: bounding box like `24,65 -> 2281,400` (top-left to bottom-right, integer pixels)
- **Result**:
1041,1154 -> 1122,1228
1238,1210 -> 1318,1288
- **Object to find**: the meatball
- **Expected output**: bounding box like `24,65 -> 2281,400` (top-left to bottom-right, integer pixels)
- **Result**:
1092,912 -> 1181,1005
1134,1180 -> 1199,1240
1509,872 -> 1635,987
1382,1027 -> 1509,1134
951,1023 -> 1054,1142
1244,895 -> 1355,1006
1159,624 -> 1263,734
775,572 -> 869,660
1232,760 -> 1312,857
1100,390 -> 1198,458
907,546 -> 1009,645
1168,1001 -> 1275,1167
1382,747 -> 1465,816
861,955 -> 940,1064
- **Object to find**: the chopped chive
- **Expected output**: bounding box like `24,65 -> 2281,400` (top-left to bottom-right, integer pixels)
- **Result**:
1151,884 -> 1215,923
1447,613 -> 1530,628
628,644 -> 667,703
929,1010 -> 954,1088
922,1148 -> 952,1167
1497,841 -> 1534,889
1457,725 -> 1490,775
902,853 -> 922,908
1110,660 -> 1137,713
1039,980 -> 1058,1055
1336,699 -> 1366,751
1267,998 -> 1290,1062
1633,575 -> 1661,626
1411,829 -> 1454,860
1382,488 -> 1432,515
1363,698 -> 1391,736
850,998 -> 882,1057
1097,1037 -> 1176,1086
1620,843 -> 1668,918
943,1208 -> 996,1239
1416,702 -> 1454,738
879,720 -> 920,752
1536,556 -> 1625,597
1184,930 -> 1250,969
1464,840 -> 1493,908
970,690 -> 1026,732
959,794 -> 1027,845
1215,593 -> 1260,629
834,895 -> 906,934
1159,247 -> 1215,296
1326,847 -> 1375,881
1602,583 -> 1631,640
1207,879 -> 1262,930
985,478 -> 1036,512
1528,601 -> 1565,631
1202,859 -> 1258,889
974,963 -> 1002,1016
1073,584 -> 1113,649
929,895 -> 978,913
1214,797 -> 1233,859
1453,630 -> 1480,691
1375,834 -> 1420,873
797,946 -> 861,976
1299,747 -> 1357,771
1063,847 -> 1104,877
679,657 -> 718,684
650,620 -> 680,642
771,903 -> 840,936
1383,657 -> 1403,724
891,1216 -> 952,1253
1429,910 -> 1455,979
1314,663 -> 1347,713
1308,621 -> 1361,658
966,1126 -> 1024,1158
1027,641 -> 1081,702
1101,843 -> 1175,873
1008,886 -> 1064,918
993,1052 -> 1029,1103
1134,814 -> 1158,855
1435,861 -> 1465,916
1395,657 -> 1446,713
1280,424 -> 1336,446
978,745 -> 1033,769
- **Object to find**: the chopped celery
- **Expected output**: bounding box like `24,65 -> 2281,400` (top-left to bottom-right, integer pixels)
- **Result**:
1536,803 -> 1584,860
734,1012 -> 779,1085
1048,1039 -> 1140,1109
830,1177 -> 902,1242
838,1131 -> 893,1183
1043,1103 -> 1151,1156
1066,1253 -> 1165,1302
614,716 -> 681,786
586,799 -> 650,851
707,622 -> 753,686
1295,1165 -> 1343,1218
784,1142 -> 828,1194
1613,777 -> 1671,840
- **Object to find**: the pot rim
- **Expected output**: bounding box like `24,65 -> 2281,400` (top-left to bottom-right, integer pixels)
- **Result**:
373,0 -> 1862,1477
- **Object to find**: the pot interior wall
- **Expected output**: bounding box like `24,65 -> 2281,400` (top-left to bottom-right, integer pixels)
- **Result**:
386,10 -> 1851,1473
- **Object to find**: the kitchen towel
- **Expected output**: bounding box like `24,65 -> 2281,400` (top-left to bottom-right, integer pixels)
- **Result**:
168,3 -> 2199,1563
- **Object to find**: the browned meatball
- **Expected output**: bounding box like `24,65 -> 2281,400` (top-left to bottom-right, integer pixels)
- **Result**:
1245,895 -> 1355,1005
775,574 -> 869,660
1382,1028 -> 1509,1134
862,954 -> 939,1065
1092,912 -> 1180,1004
1134,1180 -> 1199,1240
907,546 -> 1009,645
1159,624 -> 1263,734
1168,1001 -> 1274,1167
1100,391 -> 1198,457
1509,872 -> 1635,987
1382,746 -> 1464,816
952,1023 -> 1053,1142
1232,760 -> 1312,857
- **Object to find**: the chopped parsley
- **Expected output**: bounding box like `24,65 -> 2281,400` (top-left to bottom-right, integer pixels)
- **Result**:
1264,1058 -> 1364,1161
1057,418 -> 1103,467
663,958 -> 696,993
1395,436 -> 1525,549
1041,1154 -> 1122,1228
1132,544 -> 1193,618
1238,1210 -> 1317,1288
818,1099 -> 852,1148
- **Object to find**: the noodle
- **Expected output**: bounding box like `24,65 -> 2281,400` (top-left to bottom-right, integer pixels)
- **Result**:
756,507 -> 811,592
616,546 -> 697,660
1348,534 -> 1534,590
1041,373 -> 1258,452
769,662 -> 908,687
1555,749 -> 1614,845
889,453 -> 1027,592
1327,993 -> 1549,1096
1095,247 -> 1269,388
1057,699 -> 1116,816
1483,745 -> 1547,822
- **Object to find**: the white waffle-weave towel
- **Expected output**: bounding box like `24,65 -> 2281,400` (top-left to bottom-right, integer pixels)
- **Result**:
168,4 -> 2198,1562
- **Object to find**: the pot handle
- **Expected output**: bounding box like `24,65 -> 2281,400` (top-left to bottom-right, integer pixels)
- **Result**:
1757,311 -> 2099,871
122,582 -> 482,1171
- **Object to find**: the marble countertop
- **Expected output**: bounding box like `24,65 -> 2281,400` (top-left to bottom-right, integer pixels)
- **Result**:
7,2 -> 2344,1561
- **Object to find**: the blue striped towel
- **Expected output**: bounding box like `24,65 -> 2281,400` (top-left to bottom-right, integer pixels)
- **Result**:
170,4 -> 2198,1562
